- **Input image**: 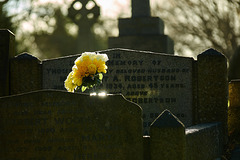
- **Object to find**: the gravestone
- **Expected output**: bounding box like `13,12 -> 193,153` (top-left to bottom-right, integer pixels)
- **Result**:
42,49 -> 194,135
0,29 -> 15,96
150,110 -> 186,160
0,90 -> 143,160
196,49 -> 228,142
108,0 -> 174,53
10,53 -> 42,94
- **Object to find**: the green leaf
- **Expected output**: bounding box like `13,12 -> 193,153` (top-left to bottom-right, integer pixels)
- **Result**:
99,73 -> 103,80
81,86 -> 87,92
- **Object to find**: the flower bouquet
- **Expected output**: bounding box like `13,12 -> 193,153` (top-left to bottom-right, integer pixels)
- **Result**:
64,52 -> 108,92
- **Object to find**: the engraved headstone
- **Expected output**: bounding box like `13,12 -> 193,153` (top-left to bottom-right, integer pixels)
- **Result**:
42,49 -> 194,135
0,90 -> 143,160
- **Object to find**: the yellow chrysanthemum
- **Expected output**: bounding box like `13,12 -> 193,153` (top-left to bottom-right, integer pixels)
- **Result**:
72,69 -> 83,86
65,52 -> 108,92
93,59 -> 107,73
64,72 -> 77,92
88,64 -> 97,75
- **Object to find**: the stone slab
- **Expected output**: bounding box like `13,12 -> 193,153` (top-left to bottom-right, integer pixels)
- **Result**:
0,90 -> 143,160
186,123 -> 223,160
42,49 -> 194,135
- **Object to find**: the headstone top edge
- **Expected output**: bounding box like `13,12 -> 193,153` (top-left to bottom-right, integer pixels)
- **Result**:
230,79 -> 240,83
198,48 -> 225,58
0,29 -> 15,36
185,122 -> 221,135
42,53 -> 81,62
150,109 -> 185,128
14,53 -> 41,61
100,48 -> 194,60
0,89 -> 139,102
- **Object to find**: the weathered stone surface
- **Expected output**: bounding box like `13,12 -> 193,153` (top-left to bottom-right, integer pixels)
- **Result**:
0,90 -> 143,160
10,53 -> 42,94
197,48 -> 228,142
42,48 -> 194,135
150,110 -> 186,160
228,80 -> 240,137
0,29 -> 15,96
186,123 -> 223,160
42,55 -> 78,90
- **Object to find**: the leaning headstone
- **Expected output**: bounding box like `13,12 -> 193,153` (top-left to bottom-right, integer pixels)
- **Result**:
149,110 -> 186,160
10,53 -> 42,94
0,29 -> 15,96
228,80 -> 240,139
0,90 -> 143,160
196,48 -> 228,142
42,48 -> 194,135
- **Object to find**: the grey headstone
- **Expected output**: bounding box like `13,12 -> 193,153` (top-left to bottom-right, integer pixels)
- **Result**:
197,48 -> 228,143
42,49 -> 194,135
10,53 -> 42,94
0,90 -> 143,160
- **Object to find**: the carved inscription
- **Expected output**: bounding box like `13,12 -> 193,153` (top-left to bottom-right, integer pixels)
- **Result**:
99,51 -> 193,134
42,49 -> 194,135
0,91 -> 142,160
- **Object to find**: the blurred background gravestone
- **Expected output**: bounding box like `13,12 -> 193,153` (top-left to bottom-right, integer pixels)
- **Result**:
228,46 -> 240,81
109,0 -> 174,54
68,0 -> 100,53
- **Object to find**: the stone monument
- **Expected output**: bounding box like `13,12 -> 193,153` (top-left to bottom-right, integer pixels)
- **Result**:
108,0 -> 174,54
68,0 -> 100,53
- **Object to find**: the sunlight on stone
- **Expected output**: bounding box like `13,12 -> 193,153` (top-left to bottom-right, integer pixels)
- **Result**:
98,92 -> 107,97
90,92 -> 97,96
90,92 -> 107,97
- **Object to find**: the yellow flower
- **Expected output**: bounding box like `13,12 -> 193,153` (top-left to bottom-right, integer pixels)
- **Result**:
88,64 -> 97,75
72,69 -> 83,86
65,52 -> 109,92
64,72 -> 77,92
93,59 -> 107,73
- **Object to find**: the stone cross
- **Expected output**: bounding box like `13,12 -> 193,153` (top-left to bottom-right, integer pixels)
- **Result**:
132,0 -> 151,17
67,0 -> 100,52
